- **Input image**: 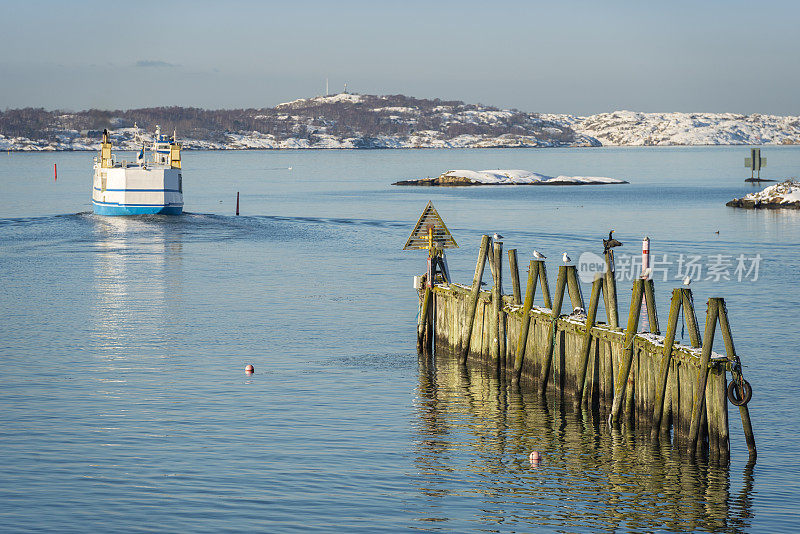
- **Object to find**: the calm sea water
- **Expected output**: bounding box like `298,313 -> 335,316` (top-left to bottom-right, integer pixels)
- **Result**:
1,147 -> 799,532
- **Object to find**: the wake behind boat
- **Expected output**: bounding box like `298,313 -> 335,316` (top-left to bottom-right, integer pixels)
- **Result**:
92,126 -> 184,215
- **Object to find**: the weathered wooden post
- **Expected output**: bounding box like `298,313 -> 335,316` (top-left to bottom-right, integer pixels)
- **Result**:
611,278 -> 644,424
489,241 -> 504,364
508,249 -> 521,305
539,266 -> 568,395
575,273 -> 603,407
513,260 -> 541,383
539,261 -> 552,309
643,279 -> 660,334
651,288 -> 682,437
604,251 -> 619,328
688,299 -> 720,454
681,288 -> 702,347
716,300 -> 757,459
459,235 -> 490,363
417,286 -> 432,354
566,265 -> 585,310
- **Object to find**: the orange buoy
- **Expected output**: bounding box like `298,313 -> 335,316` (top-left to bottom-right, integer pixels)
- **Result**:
529,451 -> 541,466
245,364 -> 254,374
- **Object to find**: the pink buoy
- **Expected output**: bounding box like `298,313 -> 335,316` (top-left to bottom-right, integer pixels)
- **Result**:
245,364 -> 254,374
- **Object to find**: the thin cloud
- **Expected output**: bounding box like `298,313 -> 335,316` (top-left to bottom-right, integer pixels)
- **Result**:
135,60 -> 179,68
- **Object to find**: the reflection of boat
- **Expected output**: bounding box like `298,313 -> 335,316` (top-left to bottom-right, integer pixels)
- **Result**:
92,126 -> 184,215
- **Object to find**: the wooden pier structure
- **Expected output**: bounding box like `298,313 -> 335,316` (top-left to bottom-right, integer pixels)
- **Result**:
415,233 -> 756,465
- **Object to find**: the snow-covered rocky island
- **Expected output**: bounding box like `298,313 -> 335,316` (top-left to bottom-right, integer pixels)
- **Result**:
726,180 -> 800,209
393,169 -> 628,186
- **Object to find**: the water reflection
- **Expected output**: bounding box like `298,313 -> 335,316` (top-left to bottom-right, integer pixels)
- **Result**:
413,353 -> 754,532
90,216 -> 183,358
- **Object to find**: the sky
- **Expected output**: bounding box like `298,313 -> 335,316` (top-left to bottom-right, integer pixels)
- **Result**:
1,0 -> 798,115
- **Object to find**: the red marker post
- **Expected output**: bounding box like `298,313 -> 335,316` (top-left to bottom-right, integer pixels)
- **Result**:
639,237 -> 651,331
236,191 -> 240,216
54,163 -> 57,182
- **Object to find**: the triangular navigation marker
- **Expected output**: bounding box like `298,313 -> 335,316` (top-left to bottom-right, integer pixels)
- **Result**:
403,201 -> 458,251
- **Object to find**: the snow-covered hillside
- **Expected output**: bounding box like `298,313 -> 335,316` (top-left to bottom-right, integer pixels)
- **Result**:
1,94 -> 799,151
551,111 -> 800,146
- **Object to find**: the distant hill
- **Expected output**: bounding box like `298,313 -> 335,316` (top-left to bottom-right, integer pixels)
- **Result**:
1,94 -> 799,150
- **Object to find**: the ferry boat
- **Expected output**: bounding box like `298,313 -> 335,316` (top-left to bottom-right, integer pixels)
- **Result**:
92,126 -> 184,215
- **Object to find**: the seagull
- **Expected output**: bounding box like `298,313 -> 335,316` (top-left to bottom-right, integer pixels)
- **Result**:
642,267 -> 652,279
683,276 -> 692,286
562,252 -> 571,264
532,249 -> 546,259
603,229 -> 623,254
493,233 -> 504,241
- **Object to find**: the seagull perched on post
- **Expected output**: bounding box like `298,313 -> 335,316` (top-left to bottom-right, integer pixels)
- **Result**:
603,229 -> 623,254
493,233 -> 504,241
683,276 -> 692,286
532,249 -> 546,260
562,252 -> 571,264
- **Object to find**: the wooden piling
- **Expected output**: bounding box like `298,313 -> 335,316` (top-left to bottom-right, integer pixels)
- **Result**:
539,261 -> 552,309
681,289 -> 702,348
604,251 -> 619,328
489,242 -> 505,364
652,289 -> 682,437
539,266 -> 568,395
575,274 -> 603,406
417,286 -> 432,354
459,235 -> 491,363
644,279 -> 660,334
717,300 -> 756,459
566,265 -> 585,310
688,299 -> 720,454
611,278 -> 644,424
513,260 -> 540,382
508,249 -> 521,305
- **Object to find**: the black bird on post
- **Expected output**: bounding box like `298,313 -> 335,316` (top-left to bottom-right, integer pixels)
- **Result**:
603,229 -> 623,254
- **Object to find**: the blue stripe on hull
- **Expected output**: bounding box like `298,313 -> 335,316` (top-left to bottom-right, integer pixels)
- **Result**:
92,202 -> 183,216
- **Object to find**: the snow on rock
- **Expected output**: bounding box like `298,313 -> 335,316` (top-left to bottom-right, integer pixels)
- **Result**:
727,179 -> 800,209
562,111 -> 800,146
393,169 -> 628,186
277,93 -> 366,109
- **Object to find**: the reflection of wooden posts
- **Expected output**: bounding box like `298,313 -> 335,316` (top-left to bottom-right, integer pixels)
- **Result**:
716,300 -> 757,459
575,274 -> 603,406
604,251 -> 619,328
611,278 -> 644,424
539,266 -> 568,395
688,299 -> 720,454
459,235 -> 490,363
508,249 -> 521,305
652,289 -> 682,437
